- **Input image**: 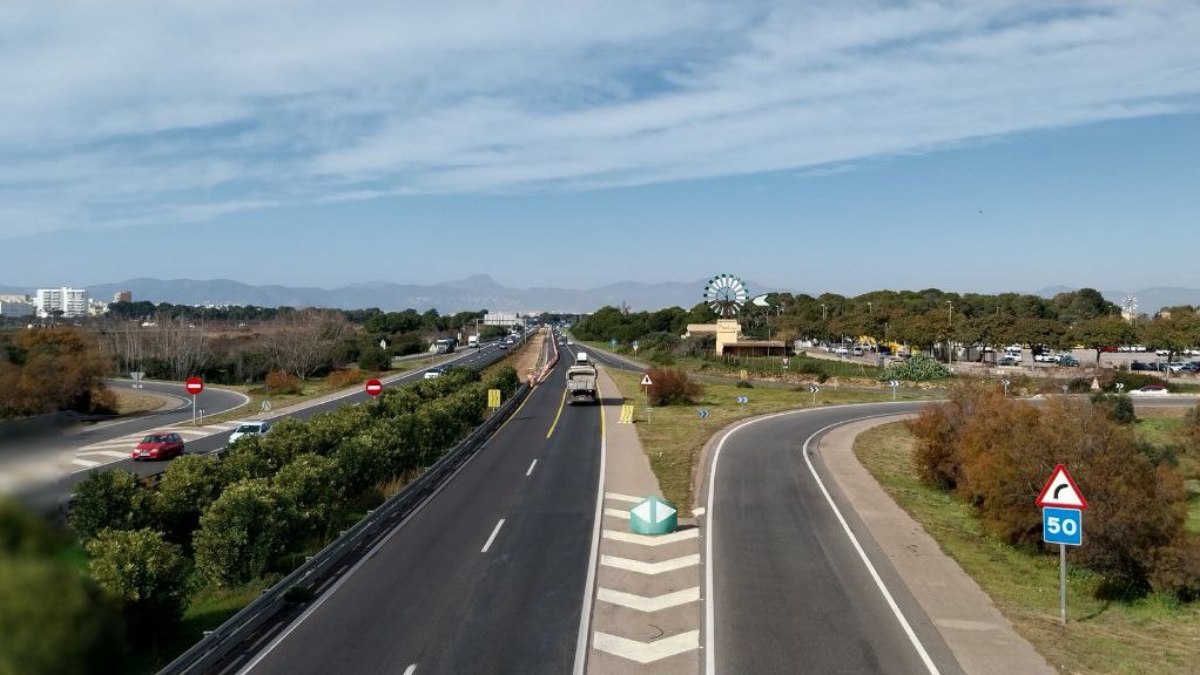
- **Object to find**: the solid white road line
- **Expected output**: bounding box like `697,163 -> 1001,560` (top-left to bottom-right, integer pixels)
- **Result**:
601,554 -> 701,575
403,665 -> 417,675
571,389 -> 608,675
603,529 -> 698,546
592,630 -> 700,664
596,586 -> 701,613
527,459 -> 538,476
481,519 -> 505,553
603,507 -> 630,520
604,491 -> 642,503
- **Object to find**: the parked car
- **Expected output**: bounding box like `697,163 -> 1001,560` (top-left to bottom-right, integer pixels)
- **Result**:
1129,385 -> 1169,396
229,420 -> 271,444
1056,355 -> 1080,367
132,432 -> 185,461
996,356 -> 1019,367
1034,352 -> 1057,363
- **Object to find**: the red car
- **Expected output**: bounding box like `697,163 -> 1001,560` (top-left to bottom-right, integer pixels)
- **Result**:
132,432 -> 186,461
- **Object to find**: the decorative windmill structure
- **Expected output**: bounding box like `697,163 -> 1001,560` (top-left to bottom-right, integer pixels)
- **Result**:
1120,294 -> 1138,322
703,273 -> 749,317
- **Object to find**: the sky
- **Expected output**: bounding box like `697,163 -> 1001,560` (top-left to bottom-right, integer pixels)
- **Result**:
1,1 -> 1198,295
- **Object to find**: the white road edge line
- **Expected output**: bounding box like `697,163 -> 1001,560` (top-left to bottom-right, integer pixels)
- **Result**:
481,519 -> 505,553
800,417 -> 940,675
403,664 -> 417,675
527,459 -> 538,476
235,408 -> 495,675
571,386 -> 607,675
705,404 -> 934,675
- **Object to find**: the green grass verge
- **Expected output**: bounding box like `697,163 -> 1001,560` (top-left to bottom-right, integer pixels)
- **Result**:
582,340 -> 885,382
854,423 -> 1200,675
605,368 -> 937,515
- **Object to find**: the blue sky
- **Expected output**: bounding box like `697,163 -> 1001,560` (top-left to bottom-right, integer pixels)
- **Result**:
1,1 -> 1198,295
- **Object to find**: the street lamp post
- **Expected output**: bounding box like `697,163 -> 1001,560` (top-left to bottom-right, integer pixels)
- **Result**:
947,300 -> 954,366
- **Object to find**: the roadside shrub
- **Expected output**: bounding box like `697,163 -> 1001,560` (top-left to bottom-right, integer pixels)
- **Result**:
70,469 -> 149,542
645,367 -> 704,406
86,528 -> 189,635
153,454 -> 223,547
0,498 -> 62,556
325,368 -> 365,389
735,379 -> 753,389
265,370 -> 303,395
1066,377 -> 1093,394
796,360 -> 825,377
357,344 -> 391,371
273,454 -> 341,542
881,354 -> 950,382
1106,372 -> 1167,392
649,350 -> 676,366
1148,539 -> 1200,601
193,479 -> 289,587
482,366 -> 520,398
906,384 -> 1000,490
1089,392 -> 1137,424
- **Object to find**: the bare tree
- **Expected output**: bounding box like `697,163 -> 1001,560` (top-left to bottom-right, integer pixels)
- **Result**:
146,314 -> 208,380
261,310 -> 351,379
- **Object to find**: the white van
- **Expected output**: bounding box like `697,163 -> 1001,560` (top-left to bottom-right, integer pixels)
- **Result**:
1004,346 -> 1022,362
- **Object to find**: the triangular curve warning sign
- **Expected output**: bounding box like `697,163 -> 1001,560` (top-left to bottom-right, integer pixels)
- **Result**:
1035,464 -> 1088,510
640,374 -> 653,386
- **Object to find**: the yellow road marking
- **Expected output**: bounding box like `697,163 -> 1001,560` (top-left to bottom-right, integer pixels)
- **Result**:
546,388 -> 568,439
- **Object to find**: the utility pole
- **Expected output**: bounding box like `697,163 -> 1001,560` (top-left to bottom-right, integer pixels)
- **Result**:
946,300 -> 954,366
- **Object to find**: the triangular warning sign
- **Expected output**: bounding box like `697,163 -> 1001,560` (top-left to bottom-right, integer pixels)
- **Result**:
640,374 -> 653,386
1035,464 -> 1088,510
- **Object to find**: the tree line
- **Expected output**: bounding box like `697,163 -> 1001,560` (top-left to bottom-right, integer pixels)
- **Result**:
573,288 -> 1200,363
0,364 -> 522,673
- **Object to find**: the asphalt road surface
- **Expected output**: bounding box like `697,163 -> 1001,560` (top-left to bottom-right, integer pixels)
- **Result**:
707,402 -> 964,675
233,349 -> 603,675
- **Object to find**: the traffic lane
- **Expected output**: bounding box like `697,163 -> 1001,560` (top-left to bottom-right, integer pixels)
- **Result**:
241,356 -> 583,675
419,384 -> 601,674
713,404 -> 961,675
65,380 -> 247,447
45,344 -> 514,495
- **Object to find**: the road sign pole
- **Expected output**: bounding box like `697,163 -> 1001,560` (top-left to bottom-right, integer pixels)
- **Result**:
192,395 -> 197,426
1060,544 -> 1067,626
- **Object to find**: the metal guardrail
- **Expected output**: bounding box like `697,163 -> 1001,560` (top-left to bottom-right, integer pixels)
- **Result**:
157,381 -> 532,675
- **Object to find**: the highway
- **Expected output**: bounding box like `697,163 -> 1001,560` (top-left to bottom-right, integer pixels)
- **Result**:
226,344 -> 604,675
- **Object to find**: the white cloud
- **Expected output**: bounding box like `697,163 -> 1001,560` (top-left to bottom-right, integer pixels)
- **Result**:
1,0 -> 1198,237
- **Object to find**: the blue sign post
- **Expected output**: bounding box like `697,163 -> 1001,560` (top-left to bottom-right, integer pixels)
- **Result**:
1036,464 -> 1088,626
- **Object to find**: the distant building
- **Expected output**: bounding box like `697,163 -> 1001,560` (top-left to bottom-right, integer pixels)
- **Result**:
483,311 -> 522,327
35,287 -> 89,318
0,298 -> 34,318
113,291 -> 132,303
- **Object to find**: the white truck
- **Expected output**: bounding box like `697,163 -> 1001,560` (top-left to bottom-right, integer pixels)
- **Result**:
468,335 -> 480,348
566,352 -> 598,404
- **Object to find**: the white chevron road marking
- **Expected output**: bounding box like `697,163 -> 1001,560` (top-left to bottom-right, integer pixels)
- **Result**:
604,492 -> 642,503
604,508 -> 630,520
596,586 -> 700,613
79,450 -> 133,459
603,529 -> 698,547
601,554 -> 701,575
592,630 -> 700,664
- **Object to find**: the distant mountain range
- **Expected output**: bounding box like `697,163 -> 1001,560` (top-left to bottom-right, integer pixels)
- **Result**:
1,276 -> 784,314
2,278 -> 1195,314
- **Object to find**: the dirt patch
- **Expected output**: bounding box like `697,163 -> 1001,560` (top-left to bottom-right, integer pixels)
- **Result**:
510,329 -> 547,384
111,388 -> 169,415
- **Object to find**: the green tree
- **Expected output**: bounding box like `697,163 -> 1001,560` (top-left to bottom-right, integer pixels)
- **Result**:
86,528 -> 189,635
0,498 -> 62,556
70,469 -> 148,542
1073,316 -> 1138,364
273,454 -> 341,542
194,479 -> 287,587
153,455 -> 223,547
0,557 -> 127,675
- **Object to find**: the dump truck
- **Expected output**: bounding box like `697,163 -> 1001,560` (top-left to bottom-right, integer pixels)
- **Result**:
566,352 -> 597,403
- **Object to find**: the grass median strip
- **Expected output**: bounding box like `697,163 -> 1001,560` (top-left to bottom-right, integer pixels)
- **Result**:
604,368 -> 937,515
853,422 -> 1200,675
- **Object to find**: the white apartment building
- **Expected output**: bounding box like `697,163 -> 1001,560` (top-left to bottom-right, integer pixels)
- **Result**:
35,287 -> 89,318
0,294 -> 34,318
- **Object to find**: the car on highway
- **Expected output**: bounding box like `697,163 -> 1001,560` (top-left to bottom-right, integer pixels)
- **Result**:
229,420 -> 271,444
423,367 -> 446,380
1129,384 -> 1169,396
132,432 -> 185,461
